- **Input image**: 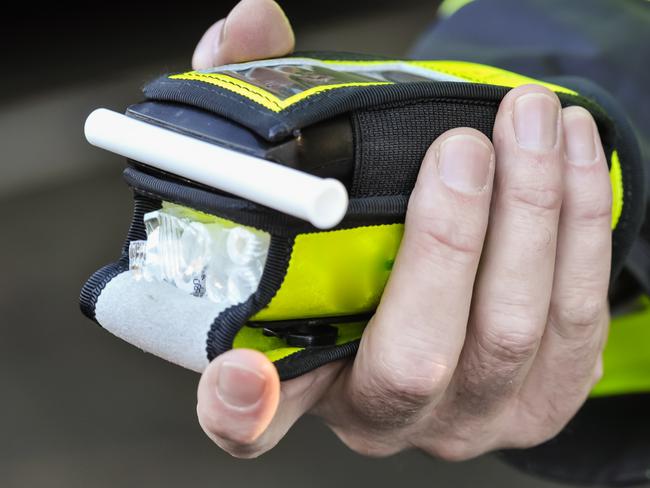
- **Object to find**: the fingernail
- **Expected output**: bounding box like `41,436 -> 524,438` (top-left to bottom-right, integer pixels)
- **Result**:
216,361 -> 266,409
514,93 -> 559,150
438,134 -> 492,194
563,108 -> 597,165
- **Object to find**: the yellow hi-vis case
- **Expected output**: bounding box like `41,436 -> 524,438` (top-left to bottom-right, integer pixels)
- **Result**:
81,53 -> 646,383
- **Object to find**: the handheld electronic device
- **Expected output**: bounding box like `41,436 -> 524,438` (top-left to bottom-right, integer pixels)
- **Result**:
85,104 -> 351,229
80,54 -> 644,379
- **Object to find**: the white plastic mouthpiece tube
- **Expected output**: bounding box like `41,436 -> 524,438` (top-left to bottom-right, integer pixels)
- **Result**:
84,108 -> 349,229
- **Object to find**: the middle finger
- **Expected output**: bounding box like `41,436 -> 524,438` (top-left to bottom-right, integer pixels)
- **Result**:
441,85 -> 564,424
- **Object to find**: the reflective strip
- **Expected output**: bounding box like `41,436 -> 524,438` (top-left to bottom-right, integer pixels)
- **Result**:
610,150 -> 623,230
592,297 -> 650,397
411,60 -> 576,95
170,58 -> 577,112
170,71 -> 390,112
251,224 -> 404,321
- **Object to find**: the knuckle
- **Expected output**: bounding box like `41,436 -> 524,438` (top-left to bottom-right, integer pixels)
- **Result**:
378,356 -> 451,401
575,189 -> 612,222
352,361 -> 450,428
354,380 -> 428,424
476,326 -> 541,367
406,211 -> 483,267
550,294 -> 606,335
569,178 -> 612,224
505,183 -> 563,215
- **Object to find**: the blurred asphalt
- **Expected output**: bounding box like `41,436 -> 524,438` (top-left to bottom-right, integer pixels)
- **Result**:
0,2 -> 600,487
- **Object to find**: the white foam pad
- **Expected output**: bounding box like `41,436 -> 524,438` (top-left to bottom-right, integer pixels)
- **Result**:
94,271 -> 220,372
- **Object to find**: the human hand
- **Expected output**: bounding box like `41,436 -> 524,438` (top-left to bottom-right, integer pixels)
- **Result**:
193,0 -> 612,459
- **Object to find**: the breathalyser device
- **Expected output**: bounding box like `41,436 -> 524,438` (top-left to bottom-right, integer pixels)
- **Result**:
81,53 -> 644,379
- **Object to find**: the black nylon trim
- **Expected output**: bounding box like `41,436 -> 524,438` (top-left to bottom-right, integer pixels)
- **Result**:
79,194 -> 160,322
121,193 -> 162,253
274,339 -> 361,381
144,77 -> 514,141
123,165 -> 408,235
79,261 -> 128,322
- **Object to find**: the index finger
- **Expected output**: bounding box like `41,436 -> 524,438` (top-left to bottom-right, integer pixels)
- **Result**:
334,128 -> 495,430
192,0 -> 295,69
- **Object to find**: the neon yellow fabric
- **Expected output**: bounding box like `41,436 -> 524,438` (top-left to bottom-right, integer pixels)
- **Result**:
240,305 -> 650,390
438,0 -> 476,17
233,325 -> 302,362
610,150 -> 623,230
251,224 -> 404,321
592,297 -> 650,397
233,322 -> 367,362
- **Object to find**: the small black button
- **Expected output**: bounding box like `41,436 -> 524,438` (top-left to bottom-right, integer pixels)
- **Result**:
263,324 -> 339,348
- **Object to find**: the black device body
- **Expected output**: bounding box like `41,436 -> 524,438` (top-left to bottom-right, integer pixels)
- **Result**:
126,101 -> 355,188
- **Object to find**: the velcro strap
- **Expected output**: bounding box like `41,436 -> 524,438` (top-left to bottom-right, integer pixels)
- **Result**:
351,98 -> 498,197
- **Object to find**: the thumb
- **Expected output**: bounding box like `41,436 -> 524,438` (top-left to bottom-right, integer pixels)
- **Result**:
197,348 -> 339,458
192,0 -> 295,69
197,349 -> 280,456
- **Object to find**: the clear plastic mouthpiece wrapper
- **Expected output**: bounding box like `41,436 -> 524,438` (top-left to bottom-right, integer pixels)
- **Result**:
128,203 -> 270,315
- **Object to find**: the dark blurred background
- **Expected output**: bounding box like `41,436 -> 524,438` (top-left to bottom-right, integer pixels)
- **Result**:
0,1 -> 597,486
